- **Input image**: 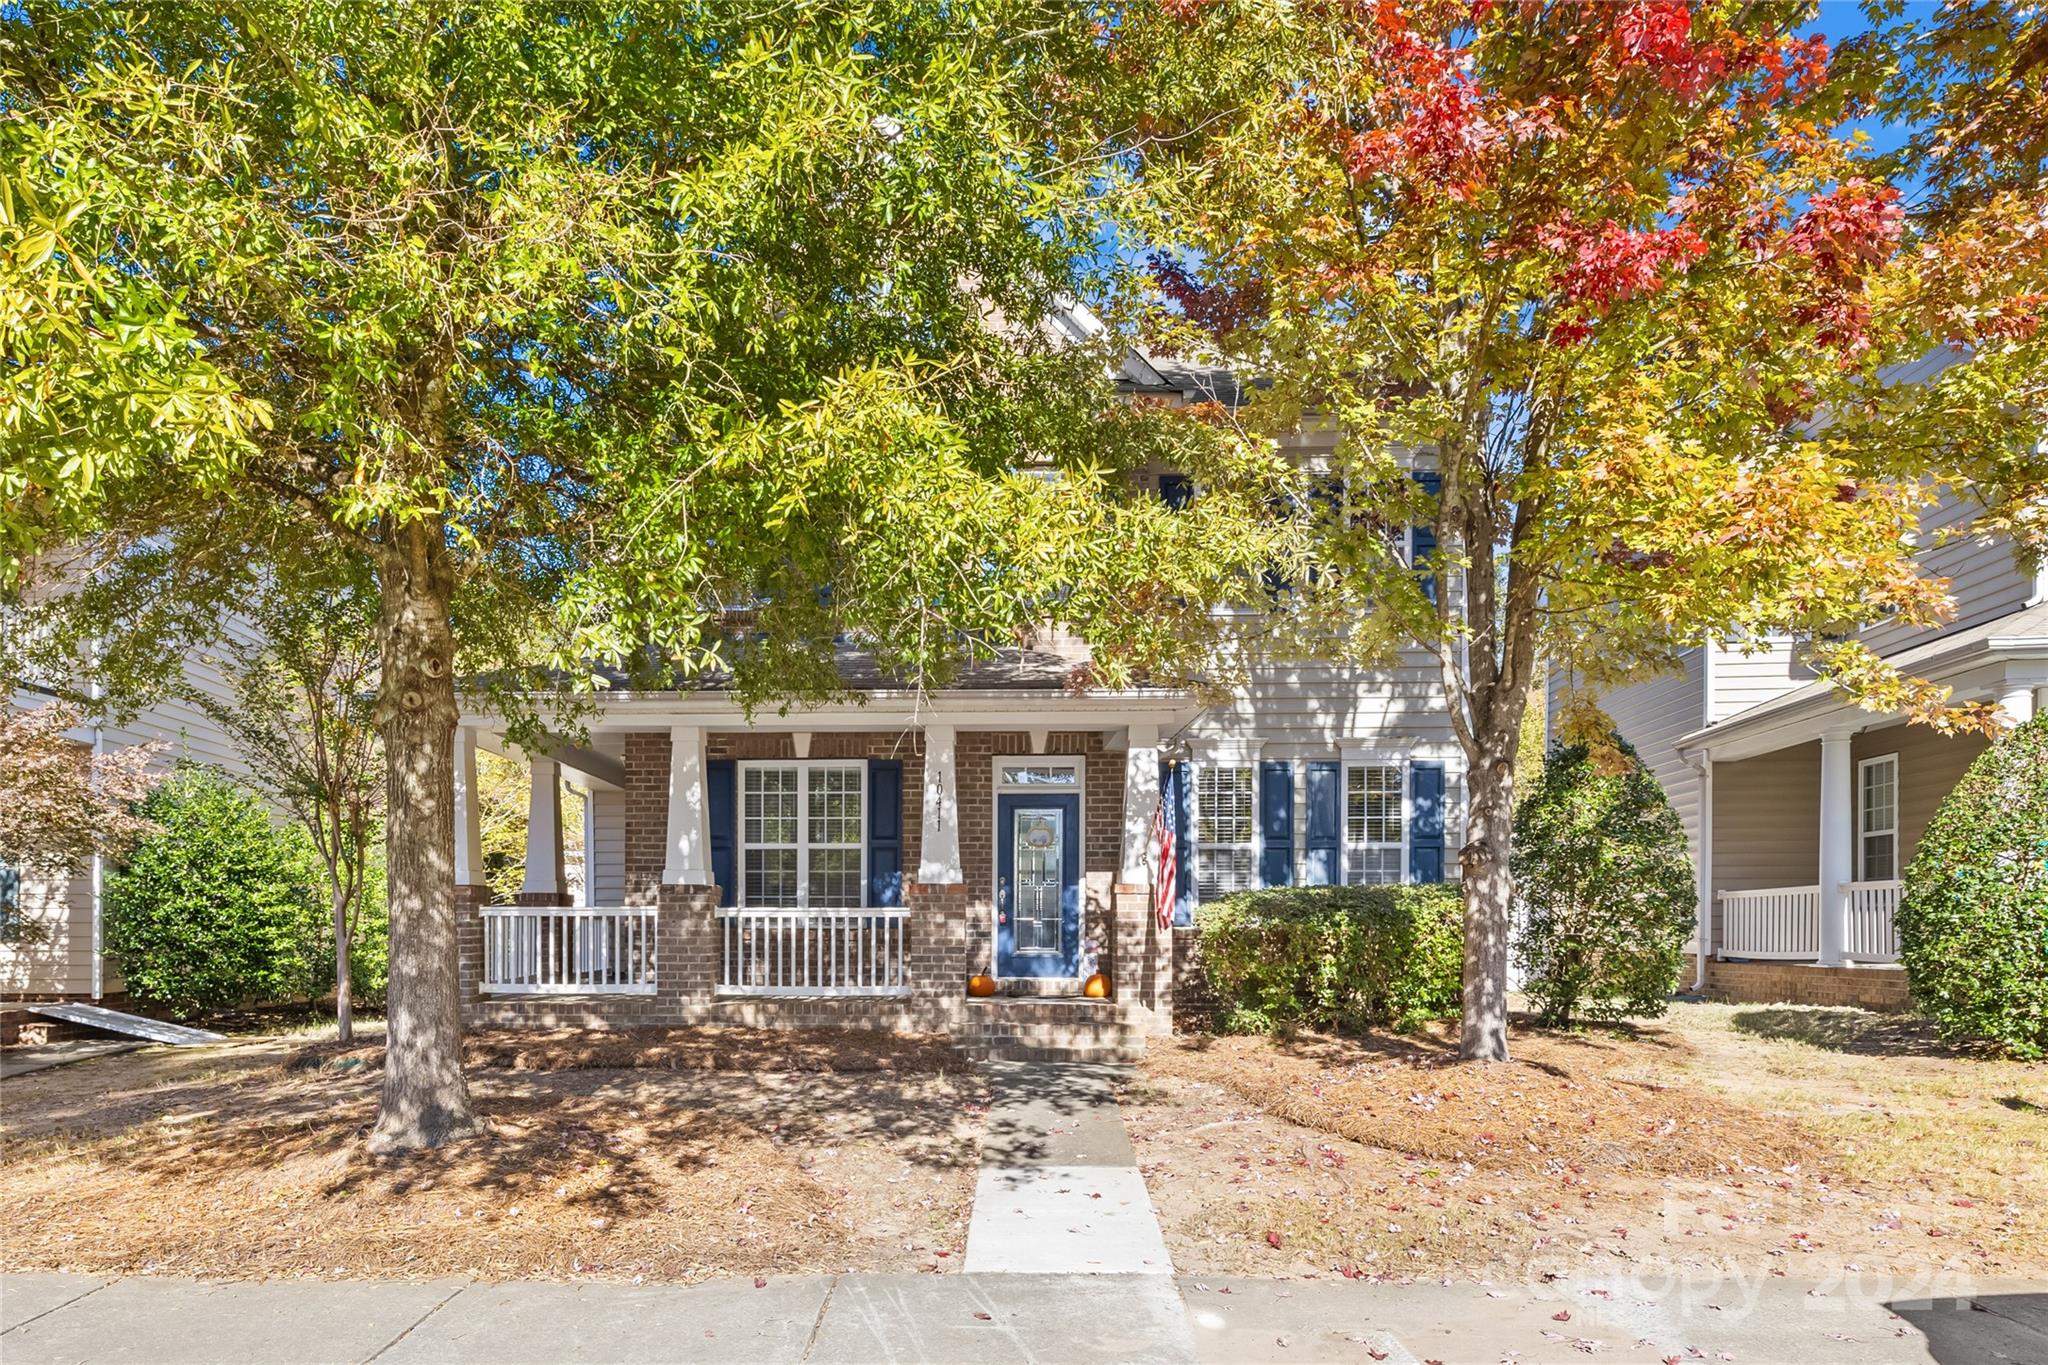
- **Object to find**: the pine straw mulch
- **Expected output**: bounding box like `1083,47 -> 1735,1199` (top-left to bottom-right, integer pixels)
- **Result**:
1146,1023 -> 1809,1179
285,1025 -> 974,1076
0,1038 -> 985,1283
1126,1012 -> 2047,1281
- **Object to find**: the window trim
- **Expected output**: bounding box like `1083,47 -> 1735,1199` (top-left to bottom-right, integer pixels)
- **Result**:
1857,752 -> 1899,882
735,759 -> 868,910
1342,759 -> 1409,886
1193,760 -> 1261,902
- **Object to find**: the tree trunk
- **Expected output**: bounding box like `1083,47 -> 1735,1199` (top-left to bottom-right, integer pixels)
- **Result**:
367,529 -> 482,1153
1459,745 -> 1516,1062
333,882 -> 354,1045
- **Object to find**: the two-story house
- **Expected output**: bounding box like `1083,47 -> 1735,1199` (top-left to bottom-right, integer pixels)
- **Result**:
1552,354 -> 2047,1010
453,334 -> 1464,1061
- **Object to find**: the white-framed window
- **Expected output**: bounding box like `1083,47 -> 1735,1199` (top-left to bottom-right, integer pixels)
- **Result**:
1858,754 -> 1898,882
739,761 -> 865,909
1346,764 -> 1405,885
1195,763 -> 1258,901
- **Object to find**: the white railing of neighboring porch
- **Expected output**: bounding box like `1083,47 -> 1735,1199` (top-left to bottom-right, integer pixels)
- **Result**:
1843,879 -> 1903,962
1716,885 -> 1821,959
716,909 -> 909,997
483,907 -> 657,994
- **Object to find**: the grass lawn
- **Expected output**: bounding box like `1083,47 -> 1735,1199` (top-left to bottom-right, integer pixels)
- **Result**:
1125,1000 -> 2046,1284
0,1027 -> 984,1283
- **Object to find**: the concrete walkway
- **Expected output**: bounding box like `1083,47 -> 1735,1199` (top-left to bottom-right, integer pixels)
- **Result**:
962,1062 -> 1174,1278
4,1270 -> 2042,1363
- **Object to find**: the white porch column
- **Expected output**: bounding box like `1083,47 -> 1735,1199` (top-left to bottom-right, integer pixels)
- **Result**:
1120,723 -> 1162,884
454,726 -> 483,887
521,755 -> 563,898
1816,728 -> 1855,966
1692,752 -> 1712,990
918,723 -> 963,884
1998,676 -> 2038,727
662,724 -> 713,886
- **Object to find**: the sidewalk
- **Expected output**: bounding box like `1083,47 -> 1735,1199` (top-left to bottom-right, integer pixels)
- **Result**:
5,1269 -> 2042,1363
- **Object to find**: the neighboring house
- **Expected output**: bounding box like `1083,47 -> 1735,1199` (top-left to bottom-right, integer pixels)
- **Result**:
1553,418 -> 2047,1010
455,335 -> 1464,1060
2,628 -> 265,1003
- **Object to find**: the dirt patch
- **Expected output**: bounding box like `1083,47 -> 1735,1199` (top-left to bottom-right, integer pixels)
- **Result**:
287,1026 -> 973,1077
1129,1006 -> 2047,1282
1,1036 -> 985,1282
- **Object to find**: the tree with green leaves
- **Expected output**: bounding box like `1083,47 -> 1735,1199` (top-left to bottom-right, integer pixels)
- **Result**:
1102,0 -> 2046,1061
186,557 -> 383,1042
1512,736 -> 1695,1027
1898,716 -> 2048,1058
4,3 -> 1284,1148
106,765 -> 326,1019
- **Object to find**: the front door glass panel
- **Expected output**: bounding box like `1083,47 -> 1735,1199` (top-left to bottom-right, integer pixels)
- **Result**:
1012,809 -> 1063,953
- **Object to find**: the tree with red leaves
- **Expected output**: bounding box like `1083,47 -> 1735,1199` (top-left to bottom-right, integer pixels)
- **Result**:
1104,0 -> 2047,1060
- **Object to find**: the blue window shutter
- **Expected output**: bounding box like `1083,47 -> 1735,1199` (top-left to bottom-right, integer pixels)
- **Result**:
867,759 -> 903,907
1409,761 -> 1446,883
1303,761 -> 1341,886
1259,761 -> 1294,887
707,759 -> 737,906
1411,470 -> 1440,605
1158,473 -> 1194,510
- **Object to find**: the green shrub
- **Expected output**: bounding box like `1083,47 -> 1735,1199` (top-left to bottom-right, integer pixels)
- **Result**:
1899,716 -> 2048,1058
105,765 -> 325,1017
1511,737 -> 1696,1026
1193,883 -> 1462,1033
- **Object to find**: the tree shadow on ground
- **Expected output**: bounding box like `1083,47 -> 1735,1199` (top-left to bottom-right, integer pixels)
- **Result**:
1729,1006 -> 1955,1057
1,1043 -> 989,1280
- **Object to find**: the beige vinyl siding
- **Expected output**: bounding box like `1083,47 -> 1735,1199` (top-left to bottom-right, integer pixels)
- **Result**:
0,865 -> 98,996
1708,637 -> 1808,722
587,789 -> 627,906
1849,724 -> 1991,876
97,618 -> 266,785
1708,741 -> 1822,953
1859,490 -> 2035,659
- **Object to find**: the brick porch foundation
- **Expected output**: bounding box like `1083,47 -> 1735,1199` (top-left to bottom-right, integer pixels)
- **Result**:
1681,953 -> 1914,1012
452,879 -> 1178,1054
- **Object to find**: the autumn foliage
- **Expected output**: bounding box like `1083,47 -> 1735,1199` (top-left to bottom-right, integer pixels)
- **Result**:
1110,0 -> 2048,1057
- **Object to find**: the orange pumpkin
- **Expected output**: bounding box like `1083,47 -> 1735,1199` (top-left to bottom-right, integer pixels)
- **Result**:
968,974 -> 999,997
1083,972 -> 1110,999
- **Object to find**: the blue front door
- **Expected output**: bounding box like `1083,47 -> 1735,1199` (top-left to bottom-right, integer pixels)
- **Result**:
995,793 -> 1081,978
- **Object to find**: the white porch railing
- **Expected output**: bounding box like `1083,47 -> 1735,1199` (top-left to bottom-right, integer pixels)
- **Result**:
716,909 -> 909,997
1716,886 -> 1821,959
483,907 -> 657,994
1843,879 -> 1903,962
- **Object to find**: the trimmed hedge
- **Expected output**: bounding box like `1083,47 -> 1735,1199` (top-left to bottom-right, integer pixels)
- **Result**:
1511,736 -> 1696,1026
105,765 -> 325,1017
1191,883 -> 1462,1034
1898,716 -> 2048,1057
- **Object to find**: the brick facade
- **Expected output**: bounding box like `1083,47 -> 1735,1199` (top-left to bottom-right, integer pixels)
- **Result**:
1681,953 -> 1913,1011
459,726 -> 1177,1056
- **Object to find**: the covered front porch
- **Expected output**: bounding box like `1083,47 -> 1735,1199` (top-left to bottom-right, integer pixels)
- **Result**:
450,683 -> 1200,1054
1677,635 -> 2042,1008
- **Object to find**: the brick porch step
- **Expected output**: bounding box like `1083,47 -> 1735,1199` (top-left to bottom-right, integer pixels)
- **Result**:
955,997 -> 1147,1063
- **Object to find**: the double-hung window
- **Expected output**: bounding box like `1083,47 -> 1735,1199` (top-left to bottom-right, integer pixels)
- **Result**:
1195,764 -> 1257,901
1858,754 -> 1898,882
740,762 -> 865,909
1346,764 -> 1404,884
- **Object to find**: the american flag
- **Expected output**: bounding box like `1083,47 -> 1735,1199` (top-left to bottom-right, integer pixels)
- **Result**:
1152,764 -> 1178,930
